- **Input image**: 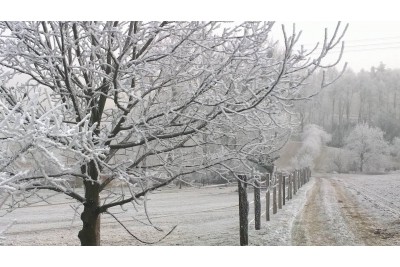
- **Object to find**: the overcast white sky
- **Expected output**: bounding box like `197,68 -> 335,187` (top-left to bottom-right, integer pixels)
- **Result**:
3,1 -> 400,74
273,21 -> 400,72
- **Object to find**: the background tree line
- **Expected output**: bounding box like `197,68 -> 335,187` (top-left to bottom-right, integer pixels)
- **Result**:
295,63 -> 400,173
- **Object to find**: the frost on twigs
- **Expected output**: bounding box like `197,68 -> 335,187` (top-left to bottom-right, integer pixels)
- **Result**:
291,124 -> 331,169
345,123 -> 390,173
0,21 -> 346,244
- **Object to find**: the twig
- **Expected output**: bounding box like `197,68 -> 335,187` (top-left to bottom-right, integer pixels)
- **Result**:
105,210 -> 177,244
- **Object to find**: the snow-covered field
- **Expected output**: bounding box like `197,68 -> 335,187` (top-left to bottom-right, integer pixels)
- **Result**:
3,172 -> 400,246
330,173 -> 400,227
0,180 -> 314,246
291,172 -> 400,245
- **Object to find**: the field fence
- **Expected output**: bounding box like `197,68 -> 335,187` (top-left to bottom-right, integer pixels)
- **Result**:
237,166 -> 312,246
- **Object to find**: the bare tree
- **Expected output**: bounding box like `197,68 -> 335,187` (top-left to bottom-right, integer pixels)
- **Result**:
0,21 -> 346,245
345,123 -> 390,172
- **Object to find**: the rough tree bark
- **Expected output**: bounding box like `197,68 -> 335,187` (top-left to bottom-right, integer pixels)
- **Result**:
78,161 -> 101,246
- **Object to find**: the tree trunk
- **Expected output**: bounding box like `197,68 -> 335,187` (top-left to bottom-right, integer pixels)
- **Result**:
278,173 -> 282,209
238,175 -> 248,246
254,180 -> 261,230
78,161 -> 101,246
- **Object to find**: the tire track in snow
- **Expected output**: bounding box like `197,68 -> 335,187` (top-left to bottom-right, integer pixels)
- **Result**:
334,178 -> 400,217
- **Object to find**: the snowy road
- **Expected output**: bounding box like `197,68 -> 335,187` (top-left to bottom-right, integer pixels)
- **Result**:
291,174 -> 400,245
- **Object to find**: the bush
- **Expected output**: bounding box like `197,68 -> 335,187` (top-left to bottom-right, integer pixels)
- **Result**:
345,123 -> 390,173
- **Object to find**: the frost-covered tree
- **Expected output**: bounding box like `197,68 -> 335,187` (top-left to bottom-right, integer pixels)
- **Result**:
292,124 -> 331,169
0,21 -> 346,245
345,123 -> 390,172
391,137 -> 400,158
331,148 -> 357,173
390,137 -> 400,170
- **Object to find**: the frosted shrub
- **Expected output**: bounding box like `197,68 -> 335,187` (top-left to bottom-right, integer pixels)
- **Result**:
345,123 -> 390,173
391,138 -> 400,158
332,148 -> 357,173
292,124 -> 331,169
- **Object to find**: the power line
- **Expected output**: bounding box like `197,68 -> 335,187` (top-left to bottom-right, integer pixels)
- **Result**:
301,40 -> 400,51
343,40 -> 400,48
331,45 -> 400,53
343,35 -> 400,43
300,43 -> 400,54
301,35 -> 400,47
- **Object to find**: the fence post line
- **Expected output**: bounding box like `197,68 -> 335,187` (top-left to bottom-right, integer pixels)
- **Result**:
282,174 -> 286,205
278,172 -> 282,209
297,170 -> 300,190
266,174 -> 270,221
291,173 -> 294,198
299,169 -> 302,187
300,169 -> 303,187
238,174 -> 248,246
273,173 -> 277,214
305,168 -> 308,183
254,178 -> 261,230
306,167 -> 309,183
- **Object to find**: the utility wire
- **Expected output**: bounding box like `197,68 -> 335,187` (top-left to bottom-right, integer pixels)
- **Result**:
301,35 -> 400,47
330,45 -> 400,53
299,43 -> 400,54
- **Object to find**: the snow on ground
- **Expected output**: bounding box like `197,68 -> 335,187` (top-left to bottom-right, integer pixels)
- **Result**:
292,176 -> 363,245
294,172 -> 400,245
249,179 -> 314,245
4,172 -> 399,246
0,180 -> 314,246
329,173 -> 400,227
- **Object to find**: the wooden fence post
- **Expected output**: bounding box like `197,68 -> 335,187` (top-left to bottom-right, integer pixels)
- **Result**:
266,174 -> 270,221
300,169 -> 303,187
282,175 -> 286,206
293,171 -> 297,195
273,174 -> 277,214
305,168 -> 308,183
306,167 -> 310,183
254,178 -> 261,230
297,170 -> 300,190
288,174 -> 292,200
278,172 -> 282,209
238,174 -> 248,246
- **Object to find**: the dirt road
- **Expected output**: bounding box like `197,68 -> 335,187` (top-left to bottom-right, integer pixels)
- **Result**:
291,175 -> 400,245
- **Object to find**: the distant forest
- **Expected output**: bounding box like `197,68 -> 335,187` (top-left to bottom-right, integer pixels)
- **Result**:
295,62 -> 400,147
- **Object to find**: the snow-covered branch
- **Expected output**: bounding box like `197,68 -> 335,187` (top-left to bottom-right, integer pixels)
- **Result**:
0,21 -> 347,245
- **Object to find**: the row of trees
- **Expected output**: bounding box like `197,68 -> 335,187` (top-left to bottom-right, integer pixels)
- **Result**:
341,123 -> 391,173
296,63 -> 400,147
0,21 -> 346,245
291,123 -> 396,174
